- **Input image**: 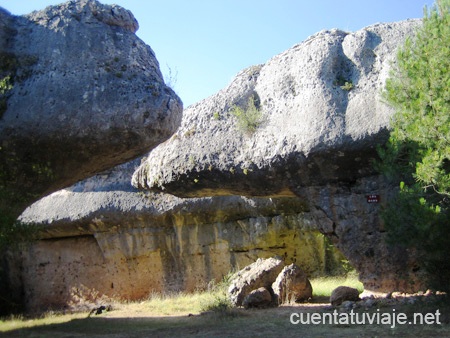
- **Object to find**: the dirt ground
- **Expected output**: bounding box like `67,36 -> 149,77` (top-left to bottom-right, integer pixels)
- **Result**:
2,296 -> 450,337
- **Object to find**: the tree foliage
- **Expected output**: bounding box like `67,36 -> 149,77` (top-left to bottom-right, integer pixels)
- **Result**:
378,0 -> 450,290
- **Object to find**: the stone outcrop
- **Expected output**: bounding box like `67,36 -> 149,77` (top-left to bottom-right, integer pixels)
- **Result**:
16,159 -> 345,312
272,264 -> 312,304
131,20 -> 427,293
0,0 -> 182,216
132,20 -> 420,197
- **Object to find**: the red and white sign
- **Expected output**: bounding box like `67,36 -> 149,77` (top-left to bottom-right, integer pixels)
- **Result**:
366,194 -> 380,203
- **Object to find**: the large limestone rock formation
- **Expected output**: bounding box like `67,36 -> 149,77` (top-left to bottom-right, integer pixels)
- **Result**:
132,20 -> 426,293
132,21 -> 419,197
17,158 -> 344,312
12,18 -> 427,312
0,0 -> 182,216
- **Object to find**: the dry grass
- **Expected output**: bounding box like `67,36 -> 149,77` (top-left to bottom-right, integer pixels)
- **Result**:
0,312 -> 87,332
109,289 -> 230,318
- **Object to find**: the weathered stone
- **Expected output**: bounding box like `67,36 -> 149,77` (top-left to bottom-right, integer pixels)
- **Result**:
8,18 -> 430,313
242,287 -> 273,309
272,264 -> 312,304
0,0 -> 182,216
330,286 -> 360,306
228,257 -> 284,307
132,20 -> 420,197
363,298 -> 377,309
16,158 -> 345,312
131,20 -> 428,294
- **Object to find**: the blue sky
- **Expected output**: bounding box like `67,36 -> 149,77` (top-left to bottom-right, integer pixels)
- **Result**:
0,0 -> 435,107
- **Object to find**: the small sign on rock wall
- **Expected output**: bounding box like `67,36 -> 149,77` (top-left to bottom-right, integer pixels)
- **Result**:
366,194 -> 380,203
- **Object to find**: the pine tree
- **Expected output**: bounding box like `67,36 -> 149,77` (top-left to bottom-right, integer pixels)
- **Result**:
379,0 -> 450,290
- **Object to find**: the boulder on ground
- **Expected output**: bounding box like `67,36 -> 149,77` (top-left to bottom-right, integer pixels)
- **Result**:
330,286 -> 360,306
242,287 -> 273,309
228,257 -> 284,307
272,264 -> 312,304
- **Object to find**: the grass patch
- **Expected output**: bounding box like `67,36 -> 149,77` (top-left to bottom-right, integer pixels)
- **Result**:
0,291 -> 225,333
310,273 -> 364,298
122,290 -> 229,317
0,312 -> 87,332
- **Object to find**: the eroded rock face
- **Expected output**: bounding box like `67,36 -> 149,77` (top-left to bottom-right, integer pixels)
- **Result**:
0,0 -> 182,215
11,19 -> 428,312
16,159 -> 345,312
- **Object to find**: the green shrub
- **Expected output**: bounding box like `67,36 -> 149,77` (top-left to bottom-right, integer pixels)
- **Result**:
340,81 -> 353,91
0,75 -> 13,118
230,96 -> 263,134
199,273 -> 239,318
334,75 -> 353,90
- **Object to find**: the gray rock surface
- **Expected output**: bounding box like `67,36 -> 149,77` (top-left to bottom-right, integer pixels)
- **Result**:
130,19 -> 428,294
0,0 -> 182,215
19,158 -> 311,239
132,20 -> 420,197
228,257 -> 284,307
12,19 -> 429,312
242,287 -> 273,309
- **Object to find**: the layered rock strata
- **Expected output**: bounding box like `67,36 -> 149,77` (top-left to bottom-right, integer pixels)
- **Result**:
17,159 -> 344,311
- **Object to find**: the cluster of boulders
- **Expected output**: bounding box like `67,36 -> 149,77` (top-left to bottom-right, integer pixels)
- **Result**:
228,257 -> 313,308
227,257 -> 447,313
